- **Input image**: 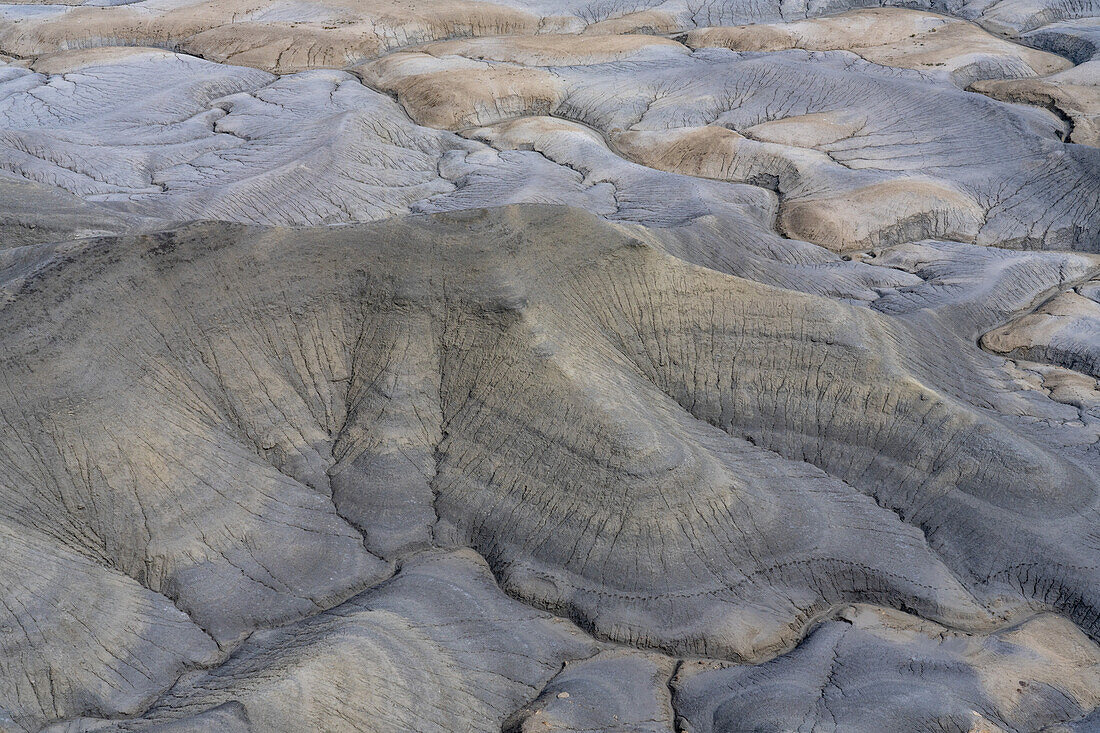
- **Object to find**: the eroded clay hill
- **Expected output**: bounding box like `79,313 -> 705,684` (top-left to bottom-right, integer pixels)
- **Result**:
0,207 -> 1095,732
1,0 -> 1099,730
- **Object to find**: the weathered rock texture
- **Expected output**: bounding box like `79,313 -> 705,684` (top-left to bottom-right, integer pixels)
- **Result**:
1,0 -> 1099,730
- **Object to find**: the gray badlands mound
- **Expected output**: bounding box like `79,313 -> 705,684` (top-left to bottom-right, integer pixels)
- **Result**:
0,0 -> 1099,731
0,207 -> 1098,732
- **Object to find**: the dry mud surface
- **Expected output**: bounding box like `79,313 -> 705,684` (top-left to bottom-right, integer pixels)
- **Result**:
0,1 -> 1099,732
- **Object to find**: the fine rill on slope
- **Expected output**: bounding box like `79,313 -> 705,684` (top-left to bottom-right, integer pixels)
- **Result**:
0,207 -> 1098,731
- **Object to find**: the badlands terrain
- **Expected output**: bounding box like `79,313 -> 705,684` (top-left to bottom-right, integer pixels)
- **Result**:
0,0 -> 1099,730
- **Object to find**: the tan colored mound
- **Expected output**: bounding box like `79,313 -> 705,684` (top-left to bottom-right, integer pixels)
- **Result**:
972,77 -> 1100,146
983,288 -> 1100,377
582,9 -> 681,35
613,125 -> 752,180
182,23 -> 385,73
20,45 -> 178,74
419,33 -> 687,66
0,0 -> 555,74
467,115 -> 610,149
741,109 -> 869,148
686,9 -> 1070,84
779,180 -> 986,252
357,53 -> 565,129
613,127 -> 985,251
